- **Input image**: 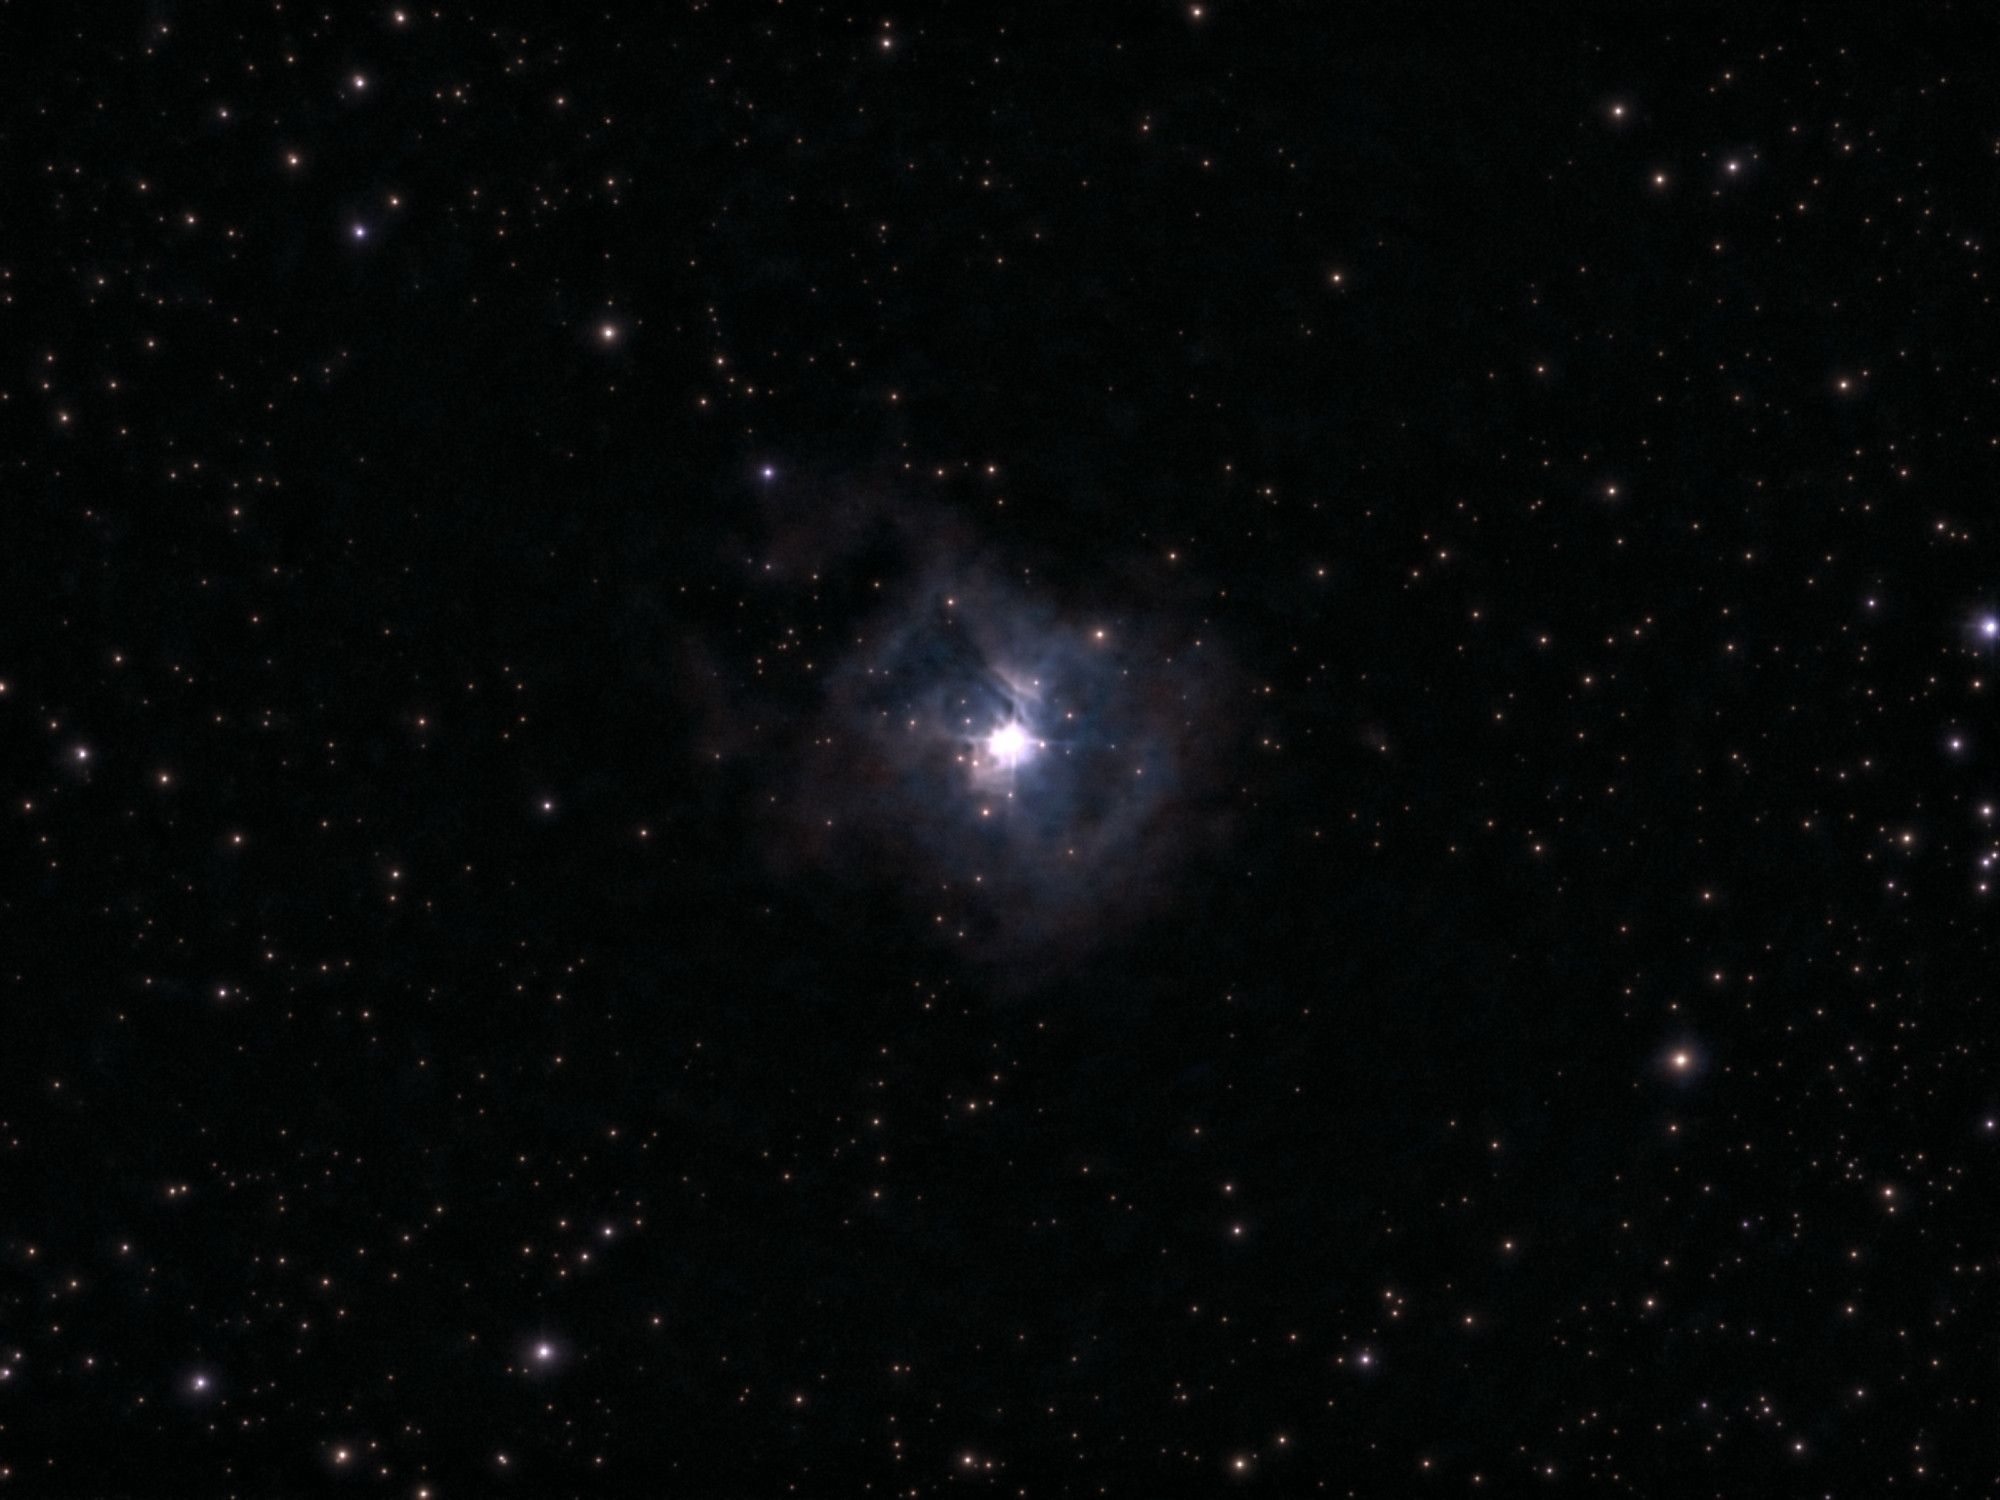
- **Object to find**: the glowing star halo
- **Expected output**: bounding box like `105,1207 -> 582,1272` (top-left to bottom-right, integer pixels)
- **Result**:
986,721 -> 1034,769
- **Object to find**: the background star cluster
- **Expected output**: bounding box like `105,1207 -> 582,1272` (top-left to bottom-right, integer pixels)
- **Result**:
3,5 -> 1995,1495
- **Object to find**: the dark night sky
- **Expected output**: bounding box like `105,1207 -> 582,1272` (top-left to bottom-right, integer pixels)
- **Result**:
5,3 -> 1997,1495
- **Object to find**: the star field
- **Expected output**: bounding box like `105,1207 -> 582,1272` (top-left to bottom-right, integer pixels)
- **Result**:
4,5 -> 1998,1497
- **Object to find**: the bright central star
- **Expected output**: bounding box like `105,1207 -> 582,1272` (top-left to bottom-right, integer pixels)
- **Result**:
987,722 -> 1033,768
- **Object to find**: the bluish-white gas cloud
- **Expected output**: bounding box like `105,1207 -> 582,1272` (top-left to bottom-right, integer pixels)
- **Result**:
718,492 -> 1237,975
